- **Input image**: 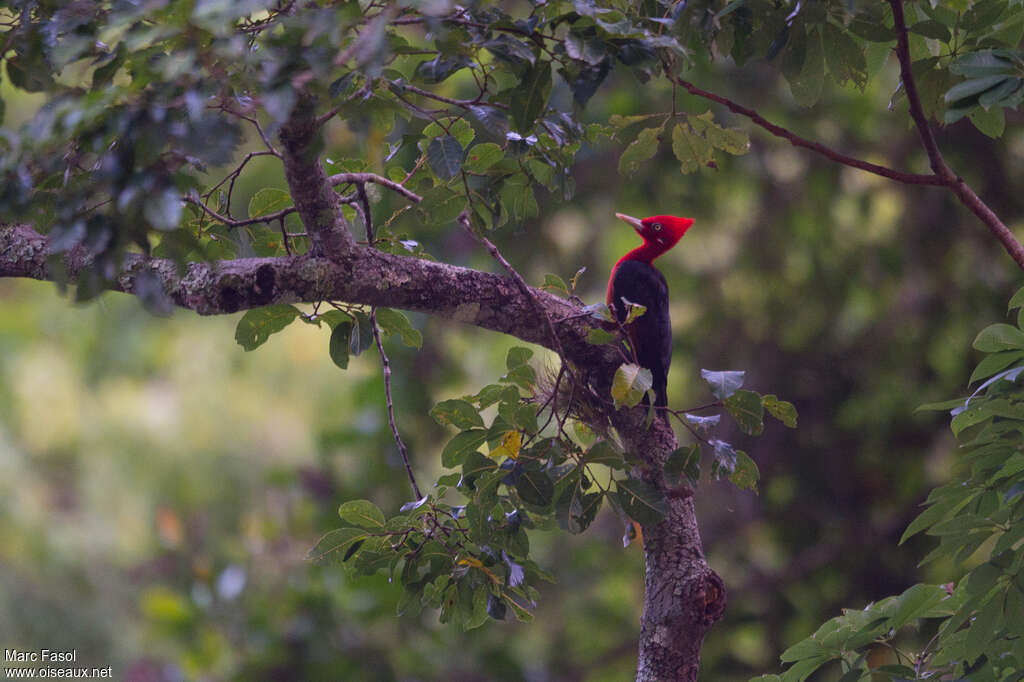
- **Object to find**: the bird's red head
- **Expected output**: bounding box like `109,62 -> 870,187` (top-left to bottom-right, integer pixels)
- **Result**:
615,213 -> 695,262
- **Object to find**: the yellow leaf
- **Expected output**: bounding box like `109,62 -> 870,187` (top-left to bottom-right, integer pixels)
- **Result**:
490,430 -> 522,460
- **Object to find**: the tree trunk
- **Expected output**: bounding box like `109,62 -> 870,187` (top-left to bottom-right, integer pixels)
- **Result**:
638,495 -> 726,681
617,414 -> 727,681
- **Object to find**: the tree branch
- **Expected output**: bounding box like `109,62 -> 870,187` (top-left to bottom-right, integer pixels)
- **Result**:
665,54 -> 1024,271
278,94 -> 355,260
665,70 -> 943,187
886,0 -> 1024,270
0,223 -> 615,379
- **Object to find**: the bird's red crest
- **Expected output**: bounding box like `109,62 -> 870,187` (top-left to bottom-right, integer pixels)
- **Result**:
638,215 -> 694,251
613,213 -> 694,264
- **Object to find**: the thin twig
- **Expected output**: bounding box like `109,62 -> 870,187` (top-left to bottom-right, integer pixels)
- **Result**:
372,308 -> 423,500
396,81 -> 508,110
356,182 -> 374,243
457,211 -> 578,442
887,0 -> 950,179
185,194 -> 297,229
327,172 -> 423,203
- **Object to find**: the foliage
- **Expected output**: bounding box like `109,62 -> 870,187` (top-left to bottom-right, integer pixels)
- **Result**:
2,0 -> 1021,293
2,0 -> 1023,678
303,334 -> 794,625
755,288 -> 1024,682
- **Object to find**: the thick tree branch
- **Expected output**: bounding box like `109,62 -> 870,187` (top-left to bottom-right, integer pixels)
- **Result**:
0,223 -> 614,377
278,94 -> 355,260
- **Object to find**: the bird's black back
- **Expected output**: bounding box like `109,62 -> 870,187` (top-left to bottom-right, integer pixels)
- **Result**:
609,260 -> 672,407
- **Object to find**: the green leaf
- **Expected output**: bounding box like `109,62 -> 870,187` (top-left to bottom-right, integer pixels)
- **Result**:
308,528 -> 369,565
416,186 -> 466,227
499,174 -> 540,224
427,135 -> 464,180
511,60 -> 552,133
671,122 -> 713,174
965,592 -> 1004,663
329,320 -> 353,369
909,20 -> 952,41
969,351 -> 1024,384
431,399 -> 485,430
822,23 -> 868,89
506,347 -> 534,369
848,19 -> 896,42
664,444 -> 700,487
516,469 -> 555,506
725,389 -> 765,435
583,441 -> 626,469
618,123 -> 664,177
338,500 -> 386,529
701,369 -> 745,399
541,273 -> 569,296
374,308 -> 422,348
969,107 -> 1005,138
974,323 -> 1024,352
900,489 -> 975,544
248,187 -> 292,218
463,451 -> 498,482
704,123 -> 751,156
728,450 -> 759,492
762,395 -> 798,427
463,142 -> 504,173
787,27 -> 825,107
615,478 -> 667,526
945,75 -> 1011,105
587,327 -> 619,345
234,305 -> 301,351
611,363 -> 654,408
951,50 -> 1016,78
887,584 -> 947,629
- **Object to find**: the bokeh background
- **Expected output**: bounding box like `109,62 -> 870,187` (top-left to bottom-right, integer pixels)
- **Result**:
2,47 -> 1023,681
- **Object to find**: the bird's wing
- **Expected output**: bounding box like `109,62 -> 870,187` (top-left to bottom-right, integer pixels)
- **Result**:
609,260 -> 672,405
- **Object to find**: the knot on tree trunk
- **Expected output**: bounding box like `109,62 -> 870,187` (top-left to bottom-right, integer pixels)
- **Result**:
698,569 -> 727,626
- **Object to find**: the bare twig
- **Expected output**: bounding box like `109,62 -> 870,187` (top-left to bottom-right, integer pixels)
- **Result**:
186,193 -> 297,229
327,172 -> 423,204
371,308 -> 423,500
887,0 -> 950,179
356,182 -> 374,243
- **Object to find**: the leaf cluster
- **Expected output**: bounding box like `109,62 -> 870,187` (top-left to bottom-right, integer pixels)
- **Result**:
758,287 -> 1024,681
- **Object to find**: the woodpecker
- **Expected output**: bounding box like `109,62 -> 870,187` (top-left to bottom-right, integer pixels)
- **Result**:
607,213 -> 694,409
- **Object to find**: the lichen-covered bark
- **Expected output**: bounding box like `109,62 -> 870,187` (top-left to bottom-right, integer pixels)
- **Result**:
0,223 -> 612,372
278,95 -> 354,260
612,410 -> 726,682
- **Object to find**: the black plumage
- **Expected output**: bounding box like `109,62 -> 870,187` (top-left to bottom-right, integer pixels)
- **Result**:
609,259 -> 672,408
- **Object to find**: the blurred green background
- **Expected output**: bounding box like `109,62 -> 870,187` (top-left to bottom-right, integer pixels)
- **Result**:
2,48 -> 1023,681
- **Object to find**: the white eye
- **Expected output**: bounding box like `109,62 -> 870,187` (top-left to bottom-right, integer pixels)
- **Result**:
652,223 -> 663,231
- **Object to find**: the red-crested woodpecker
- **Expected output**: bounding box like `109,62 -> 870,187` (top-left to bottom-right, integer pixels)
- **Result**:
607,213 -> 695,408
